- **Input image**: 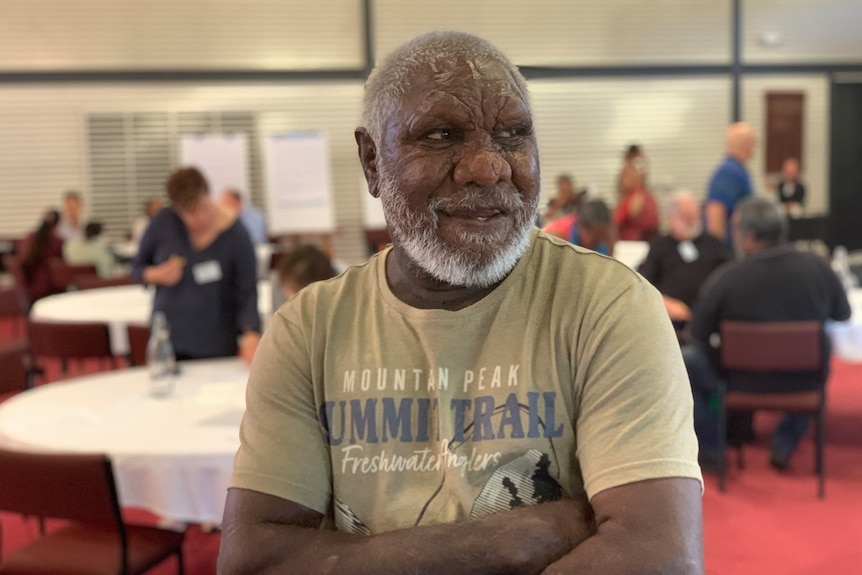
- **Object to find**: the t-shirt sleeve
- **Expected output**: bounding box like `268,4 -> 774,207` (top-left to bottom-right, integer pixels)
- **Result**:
230,304 -> 332,513
573,271 -> 702,499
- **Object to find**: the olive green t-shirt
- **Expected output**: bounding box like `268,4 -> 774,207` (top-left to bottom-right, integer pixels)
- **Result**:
231,229 -> 701,535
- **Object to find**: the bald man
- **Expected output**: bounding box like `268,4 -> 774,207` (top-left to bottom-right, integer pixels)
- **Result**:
704,122 -> 756,245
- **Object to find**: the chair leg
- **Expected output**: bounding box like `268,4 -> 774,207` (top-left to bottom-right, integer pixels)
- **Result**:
717,386 -> 727,492
816,411 -> 825,499
177,548 -> 185,575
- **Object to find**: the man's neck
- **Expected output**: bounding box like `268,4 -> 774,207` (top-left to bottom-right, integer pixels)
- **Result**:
384,248 -> 503,311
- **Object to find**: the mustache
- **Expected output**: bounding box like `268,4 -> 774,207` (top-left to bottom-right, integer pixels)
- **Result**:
429,187 -> 527,214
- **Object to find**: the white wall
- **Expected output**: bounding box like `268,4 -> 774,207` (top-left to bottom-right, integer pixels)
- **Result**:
374,0 -> 732,66
743,0 -> 862,64
0,0 -> 364,70
530,77 -> 731,212
742,74 -> 831,215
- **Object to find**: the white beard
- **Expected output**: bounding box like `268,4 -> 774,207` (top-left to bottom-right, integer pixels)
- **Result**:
376,166 -> 537,288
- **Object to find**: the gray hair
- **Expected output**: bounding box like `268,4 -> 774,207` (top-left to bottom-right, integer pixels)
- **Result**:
735,197 -> 788,247
362,31 -> 530,143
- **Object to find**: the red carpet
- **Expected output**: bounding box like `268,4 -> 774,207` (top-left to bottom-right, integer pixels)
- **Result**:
702,357 -> 862,574
1,317 -> 861,573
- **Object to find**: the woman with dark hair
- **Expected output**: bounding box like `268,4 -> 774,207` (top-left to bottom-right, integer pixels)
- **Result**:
18,210 -> 63,303
131,167 -> 261,363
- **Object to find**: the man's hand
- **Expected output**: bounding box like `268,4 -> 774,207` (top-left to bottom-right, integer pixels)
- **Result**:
663,296 -> 693,322
144,256 -> 185,286
238,331 -> 261,365
704,201 -> 727,241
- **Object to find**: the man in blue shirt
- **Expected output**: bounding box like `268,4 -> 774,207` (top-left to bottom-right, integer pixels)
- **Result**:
704,122 -> 756,246
220,188 -> 268,245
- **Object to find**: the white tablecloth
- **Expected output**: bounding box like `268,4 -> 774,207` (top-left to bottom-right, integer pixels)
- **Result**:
613,240 -> 649,271
827,288 -> 862,363
29,282 -> 273,356
0,358 -> 248,524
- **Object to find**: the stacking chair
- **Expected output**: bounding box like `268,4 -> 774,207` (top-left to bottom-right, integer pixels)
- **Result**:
0,255 -> 30,314
47,258 -> 97,291
0,288 -> 25,337
75,275 -> 135,291
127,324 -> 151,367
28,320 -> 116,382
0,449 -> 185,575
0,339 -> 31,397
717,320 -> 827,497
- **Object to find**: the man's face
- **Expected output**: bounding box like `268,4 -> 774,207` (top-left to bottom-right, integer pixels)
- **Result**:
669,198 -> 702,241
64,196 -> 81,220
782,159 -> 799,182
373,59 -> 540,288
176,196 -> 213,235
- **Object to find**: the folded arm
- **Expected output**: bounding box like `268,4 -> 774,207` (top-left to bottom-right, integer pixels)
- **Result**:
218,488 -> 595,575
542,477 -> 703,574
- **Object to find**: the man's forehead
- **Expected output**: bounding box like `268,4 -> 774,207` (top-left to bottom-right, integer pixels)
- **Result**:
407,56 -> 524,99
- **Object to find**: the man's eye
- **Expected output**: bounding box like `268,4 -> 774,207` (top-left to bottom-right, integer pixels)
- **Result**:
426,128 -> 454,140
497,127 -> 524,139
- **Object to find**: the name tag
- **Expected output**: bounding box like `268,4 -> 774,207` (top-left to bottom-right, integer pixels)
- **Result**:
678,241 -> 700,263
192,260 -> 223,284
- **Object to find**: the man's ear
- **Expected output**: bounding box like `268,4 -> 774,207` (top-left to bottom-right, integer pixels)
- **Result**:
355,128 -> 381,198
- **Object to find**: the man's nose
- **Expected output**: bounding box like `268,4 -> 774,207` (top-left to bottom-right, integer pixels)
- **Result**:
453,144 -> 513,187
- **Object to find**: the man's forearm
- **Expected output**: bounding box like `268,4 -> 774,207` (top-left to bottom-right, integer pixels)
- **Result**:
541,478 -> 704,575
218,498 -> 595,575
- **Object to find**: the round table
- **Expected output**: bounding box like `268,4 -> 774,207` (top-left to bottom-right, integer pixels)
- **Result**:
29,281 -> 273,355
827,287 -> 862,363
0,358 -> 248,524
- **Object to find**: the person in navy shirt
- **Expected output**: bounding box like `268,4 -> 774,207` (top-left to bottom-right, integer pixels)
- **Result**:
132,168 -> 261,363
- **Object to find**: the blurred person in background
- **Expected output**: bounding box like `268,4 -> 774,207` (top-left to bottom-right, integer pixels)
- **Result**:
771,157 -> 806,218
132,167 -> 260,363
18,209 -> 64,303
63,221 -> 115,278
683,198 -> 850,471
613,159 -> 658,242
542,173 -> 583,226
272,245 -> 338,311
617,144 -> 648,200
544,197 -> 614,255
56,190 -> 86,242
131,197 -> 165,244
638,192 -> 732,331
704,123 -> 756,245
220,188 -> 267,245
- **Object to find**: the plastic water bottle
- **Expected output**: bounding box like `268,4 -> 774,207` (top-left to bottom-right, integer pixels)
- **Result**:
833,246 -> 858,292
147,311 -> 176,398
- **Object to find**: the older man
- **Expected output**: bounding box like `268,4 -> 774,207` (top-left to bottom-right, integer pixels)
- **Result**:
684,198 -> 850,470
220,32 -> 703,575
219,188 -> 268,245
705,122 -> 756,245
639,192 -> 732,326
